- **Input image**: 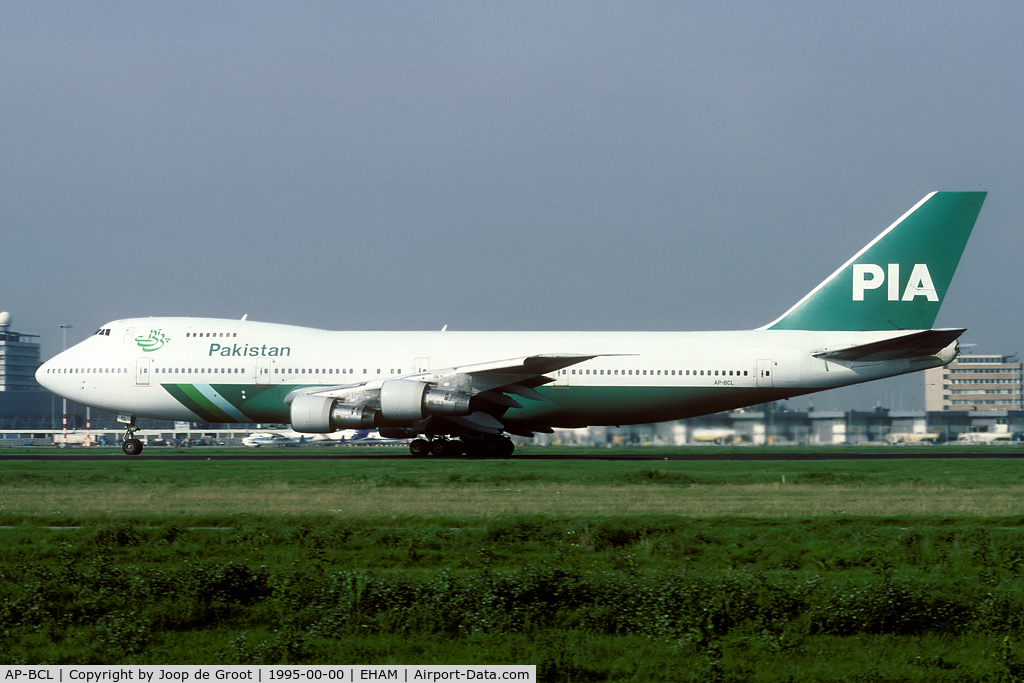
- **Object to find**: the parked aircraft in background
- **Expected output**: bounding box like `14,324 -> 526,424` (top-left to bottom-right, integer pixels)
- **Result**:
957,431 -> 1019,444
241,428 -> 406,447
36,192 -> 986,457
690,428 -> 741,444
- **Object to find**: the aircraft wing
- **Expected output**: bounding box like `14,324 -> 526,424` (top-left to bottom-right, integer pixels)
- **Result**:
812,328 -> 966,362
283,353 -> 606,436
286,354 -> 598,401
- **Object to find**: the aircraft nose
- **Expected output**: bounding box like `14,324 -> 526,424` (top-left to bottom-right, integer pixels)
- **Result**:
36,358 -> 56,392
35,349 -> 75,396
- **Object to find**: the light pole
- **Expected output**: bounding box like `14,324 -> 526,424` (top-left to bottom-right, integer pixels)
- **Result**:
59,324 -> 71,448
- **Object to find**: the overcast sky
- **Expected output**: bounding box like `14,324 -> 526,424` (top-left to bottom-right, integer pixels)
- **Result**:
3,2 -> 1021,410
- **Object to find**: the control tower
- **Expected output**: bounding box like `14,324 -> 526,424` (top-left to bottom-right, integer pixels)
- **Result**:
0,312 -> 42,391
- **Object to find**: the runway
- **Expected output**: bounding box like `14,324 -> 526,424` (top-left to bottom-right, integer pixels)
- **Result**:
0,450 -> 1021,461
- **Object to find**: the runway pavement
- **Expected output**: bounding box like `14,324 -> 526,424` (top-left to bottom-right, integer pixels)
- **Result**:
0,450 -> 1021,461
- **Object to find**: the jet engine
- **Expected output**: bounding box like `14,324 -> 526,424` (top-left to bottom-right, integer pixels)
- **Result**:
290,380 -> 474,433
379,379 -> 471,419
290,394 -> 376,433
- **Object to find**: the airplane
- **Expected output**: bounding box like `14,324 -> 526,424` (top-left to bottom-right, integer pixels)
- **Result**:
690,427 -> 741,444
36,191 -> 986,457
241,431 -> 308,447
241,428 -> 407,447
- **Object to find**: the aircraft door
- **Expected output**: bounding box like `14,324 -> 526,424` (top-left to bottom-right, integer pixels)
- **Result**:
135,357 -> 151,386
256,358 -> 272,385
756,359 -> 774,388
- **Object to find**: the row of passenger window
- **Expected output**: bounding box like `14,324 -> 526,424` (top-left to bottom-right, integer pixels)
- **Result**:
185,332 -> 238,338
155,368 -> 245,375
273,368 -> 403,376
562,368 -> 750,377
44,367 -> 127,374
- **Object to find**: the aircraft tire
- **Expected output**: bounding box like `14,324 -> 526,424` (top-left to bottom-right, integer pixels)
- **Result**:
122,438 -> 144,456
430,439 -> 462,457
409,438 -> 430,456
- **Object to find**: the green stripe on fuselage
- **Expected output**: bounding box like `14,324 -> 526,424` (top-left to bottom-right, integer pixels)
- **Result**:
161,383 -> 310,423
502,384 -> 800,428
162,384 -> 231,422
161,382 -> 801,428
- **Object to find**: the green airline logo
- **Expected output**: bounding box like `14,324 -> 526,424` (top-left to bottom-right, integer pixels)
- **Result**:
135,329 -> 170,352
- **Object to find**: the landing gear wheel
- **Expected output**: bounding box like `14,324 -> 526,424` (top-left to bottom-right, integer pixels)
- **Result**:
120,418 -> 143,455
479,436 -> 515,457
430,439 -> 464,457
409,438 -> 430,456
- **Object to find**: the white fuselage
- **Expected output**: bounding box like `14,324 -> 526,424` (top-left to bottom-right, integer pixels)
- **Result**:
36,317 -> 951,429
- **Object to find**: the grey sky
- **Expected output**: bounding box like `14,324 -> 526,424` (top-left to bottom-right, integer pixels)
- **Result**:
3,2 -> 1021,410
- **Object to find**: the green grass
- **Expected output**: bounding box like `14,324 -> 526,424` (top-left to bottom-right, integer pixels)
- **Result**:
2,456 -> 1024,678
3,455 -> 1024,524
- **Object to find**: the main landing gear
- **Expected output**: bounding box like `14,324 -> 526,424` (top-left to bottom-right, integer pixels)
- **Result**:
120,418 -> 144,456
409,435 -> 515,458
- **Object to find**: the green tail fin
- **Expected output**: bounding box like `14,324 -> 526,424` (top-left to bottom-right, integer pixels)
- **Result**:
764,191 -> 986,331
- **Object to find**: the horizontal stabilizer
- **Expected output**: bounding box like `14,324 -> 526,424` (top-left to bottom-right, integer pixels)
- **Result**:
812,328 -> 965,362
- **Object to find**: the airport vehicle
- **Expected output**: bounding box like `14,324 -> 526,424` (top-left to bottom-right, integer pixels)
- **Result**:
36,192 -> 986,457
884,432 -> 943,445
957,431 -> 1019,444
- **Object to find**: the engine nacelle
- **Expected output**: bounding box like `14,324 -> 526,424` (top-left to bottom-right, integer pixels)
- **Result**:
290,394 -> 376,433
379,380 -> 472,420
423,387 -> 472,415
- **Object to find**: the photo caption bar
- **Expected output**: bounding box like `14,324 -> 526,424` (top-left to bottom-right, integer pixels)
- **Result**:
0,667 -> 535,683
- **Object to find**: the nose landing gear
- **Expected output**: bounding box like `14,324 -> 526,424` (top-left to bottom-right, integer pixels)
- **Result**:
119,417 -> 144,455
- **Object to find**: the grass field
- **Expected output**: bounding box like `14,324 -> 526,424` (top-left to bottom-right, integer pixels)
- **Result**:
2,450 -> 1024,523
2,452 -> 1024,679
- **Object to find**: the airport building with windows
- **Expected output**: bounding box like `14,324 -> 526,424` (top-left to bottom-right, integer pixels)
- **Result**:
0,312 -> 51,430
924,354 -> 1023,412
0,312 -> 41,392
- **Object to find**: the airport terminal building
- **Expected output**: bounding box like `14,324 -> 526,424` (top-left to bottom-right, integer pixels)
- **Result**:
537,406 -> 1024,447
0,312 -> 53,430
924,354 -> 1023,412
